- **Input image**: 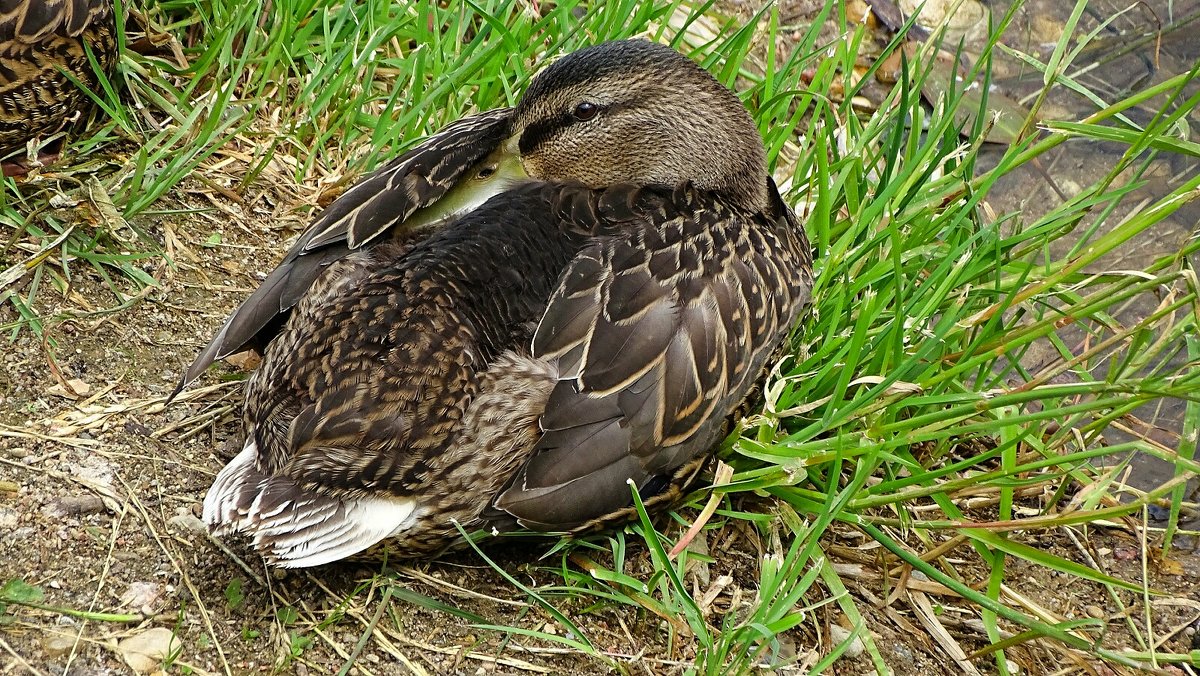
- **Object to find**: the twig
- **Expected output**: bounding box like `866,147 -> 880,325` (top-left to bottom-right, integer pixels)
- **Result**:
909,590 -> 983,676
393,565 -> 530,608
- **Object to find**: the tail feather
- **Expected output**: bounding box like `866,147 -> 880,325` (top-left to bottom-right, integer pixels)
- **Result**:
202,440 -> 420,568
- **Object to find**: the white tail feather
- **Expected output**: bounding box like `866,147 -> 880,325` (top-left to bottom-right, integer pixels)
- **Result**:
202,441 -> 258,530
202,439 -> 419,567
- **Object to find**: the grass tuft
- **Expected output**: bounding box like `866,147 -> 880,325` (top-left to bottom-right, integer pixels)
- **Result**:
2,0 -> 1197,672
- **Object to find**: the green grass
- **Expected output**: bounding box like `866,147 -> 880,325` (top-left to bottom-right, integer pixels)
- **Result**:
3,0 -> 1199,673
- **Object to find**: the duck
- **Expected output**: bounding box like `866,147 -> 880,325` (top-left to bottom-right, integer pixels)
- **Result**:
0,0 -> 118,169
184,38 -> 814,567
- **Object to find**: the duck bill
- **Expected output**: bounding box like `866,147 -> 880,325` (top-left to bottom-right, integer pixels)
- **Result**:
490,143 -> 529,184
503,131 -> 521,157
403,144 -> 529,231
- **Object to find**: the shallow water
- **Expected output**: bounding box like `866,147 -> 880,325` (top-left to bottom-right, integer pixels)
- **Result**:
979,0 -> 1200,526
779,0 -> 1200,529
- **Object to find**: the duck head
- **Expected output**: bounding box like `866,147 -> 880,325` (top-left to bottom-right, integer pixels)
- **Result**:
441,40 -> 770,220
489,39 -> 770,212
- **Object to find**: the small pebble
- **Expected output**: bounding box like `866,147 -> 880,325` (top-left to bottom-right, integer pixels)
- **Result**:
118,627 -> 180,673
123,421 -> 151,436
1084,605 -> 1105,619
167,512 -> 206,533
830,624 -> 865,659
41,635 -> 76,657
119,582 -> 162,613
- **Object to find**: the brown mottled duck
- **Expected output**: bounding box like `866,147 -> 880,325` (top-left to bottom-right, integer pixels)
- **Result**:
0,0 -> 117,169
181,39 -> 813,567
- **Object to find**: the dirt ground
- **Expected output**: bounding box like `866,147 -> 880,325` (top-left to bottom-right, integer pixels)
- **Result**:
1,265 -> 1199,675
4,0 -> 1200,674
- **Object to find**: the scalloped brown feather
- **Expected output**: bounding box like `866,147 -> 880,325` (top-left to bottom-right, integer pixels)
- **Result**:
492,180 -> 811,531
173,108 -> 513,395
196,39 -> 816,566
0,0 -> 116,152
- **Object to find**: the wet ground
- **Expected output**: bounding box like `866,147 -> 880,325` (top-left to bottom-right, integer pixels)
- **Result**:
977,0 -> 1200,511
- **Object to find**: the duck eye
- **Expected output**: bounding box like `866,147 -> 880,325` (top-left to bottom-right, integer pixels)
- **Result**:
572,101 -> 599,122
476,165 -> 496,179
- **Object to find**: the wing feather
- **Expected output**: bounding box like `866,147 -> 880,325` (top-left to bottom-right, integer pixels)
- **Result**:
497,185 -> 813,531
1,0 -> 107,42
174,108 -> 513,396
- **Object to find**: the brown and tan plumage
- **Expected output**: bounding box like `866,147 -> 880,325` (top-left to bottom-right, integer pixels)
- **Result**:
174,107 -> 516,391
0,0 -> 116,158
188,39 -> 814,567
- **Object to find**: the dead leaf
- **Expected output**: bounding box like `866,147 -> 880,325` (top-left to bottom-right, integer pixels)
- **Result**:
224,350 -> 261,371
47,379 -> 91,399
117,627 -> 180,673
1159,556 -> 1185,576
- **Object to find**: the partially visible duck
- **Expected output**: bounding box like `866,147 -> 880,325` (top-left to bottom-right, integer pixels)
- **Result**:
0,0 -> 117,170
175,106 -> 519,390
189,39 -> 814,567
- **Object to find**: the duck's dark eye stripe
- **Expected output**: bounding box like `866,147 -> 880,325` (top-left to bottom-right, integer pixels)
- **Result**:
518,111 -> 574,155
519,103 -> 611,155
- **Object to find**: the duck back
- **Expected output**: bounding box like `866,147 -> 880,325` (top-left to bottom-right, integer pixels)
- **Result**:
244,181 -> 592,487
0,0 -> 117,152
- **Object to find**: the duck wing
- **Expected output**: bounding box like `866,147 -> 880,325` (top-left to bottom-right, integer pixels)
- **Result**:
494,183 -> 813,531
0,0 -> 109,42
203,184 -> 589,566
175,107 -> 513,395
